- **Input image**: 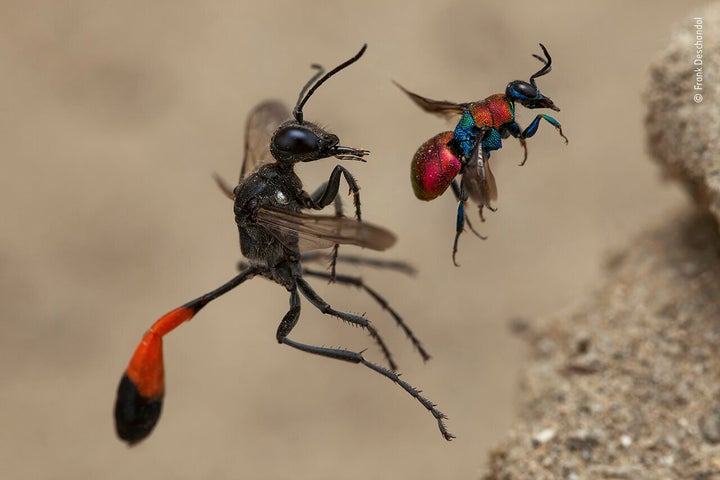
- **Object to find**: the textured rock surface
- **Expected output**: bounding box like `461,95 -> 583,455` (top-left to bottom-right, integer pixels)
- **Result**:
483,212 -> 720,479
484,4 -> 720,479
646,4 -> 720,220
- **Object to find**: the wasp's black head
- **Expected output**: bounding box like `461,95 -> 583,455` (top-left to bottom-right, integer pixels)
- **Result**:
506,43 -> 560,112
271,45 -> 370,165
271,121 -> 340,163
505,80 -> 559,111
270,121 -> 368,164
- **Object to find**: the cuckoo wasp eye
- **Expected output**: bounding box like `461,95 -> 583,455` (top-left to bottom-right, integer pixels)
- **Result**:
506,80 -> 538,101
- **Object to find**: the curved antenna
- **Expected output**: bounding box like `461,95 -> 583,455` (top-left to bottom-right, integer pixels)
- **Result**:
295,64 -> 325,119
293,44 -> 368,124
529,43 -> 552,87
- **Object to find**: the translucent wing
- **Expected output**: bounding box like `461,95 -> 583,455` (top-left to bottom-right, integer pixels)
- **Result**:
394,81 -> 466,120
463,145 -> 498,208
239,100 -> 291,181
255,206 -> 397,253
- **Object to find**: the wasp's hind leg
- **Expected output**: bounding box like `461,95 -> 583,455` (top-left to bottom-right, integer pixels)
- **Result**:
276,281 -> 453,441
294,274 -> 396,371
301,266 -> 430,362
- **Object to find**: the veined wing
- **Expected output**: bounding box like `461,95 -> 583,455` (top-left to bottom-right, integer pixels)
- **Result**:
255,206 -> 397,253
463,145 -> 498,208
239,100 -> 291,181
394,81 -> 466,120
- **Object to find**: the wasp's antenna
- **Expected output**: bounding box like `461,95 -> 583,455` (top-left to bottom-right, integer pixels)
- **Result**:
529,43 -> 552,87
293,44 -> 368,124
294,64 -> 325,123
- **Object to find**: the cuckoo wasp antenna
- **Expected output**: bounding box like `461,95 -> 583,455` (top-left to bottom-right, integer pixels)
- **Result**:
529,43 -> 553,86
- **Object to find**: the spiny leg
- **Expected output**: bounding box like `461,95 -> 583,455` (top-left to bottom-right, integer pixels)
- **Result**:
301,251 -> 417,276
295,275 -> 398,371
257,253 -> 417,277
241,257 -> 411,280
114,266 -> 259,445
304,164 -> 362,221
276,288 -> 453,441
308,181 -> 347,281
302,266 -> 431,361
276,288 -> 303,343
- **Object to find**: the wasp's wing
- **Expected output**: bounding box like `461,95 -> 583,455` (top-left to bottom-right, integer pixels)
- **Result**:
255,207 -> 397,253
394,81 -> 466,120
463,146 -> 498,208
239,100 -> 291,182
482,160 -> 498,203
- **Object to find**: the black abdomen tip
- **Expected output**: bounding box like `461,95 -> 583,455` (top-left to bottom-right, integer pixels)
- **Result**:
114,374 -> 163,445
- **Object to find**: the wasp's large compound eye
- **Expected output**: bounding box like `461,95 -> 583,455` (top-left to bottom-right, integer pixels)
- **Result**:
507,81 -> 538,100
273,126 -> 320,155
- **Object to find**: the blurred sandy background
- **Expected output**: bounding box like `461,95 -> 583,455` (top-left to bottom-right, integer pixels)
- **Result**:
0,1 -> 703,479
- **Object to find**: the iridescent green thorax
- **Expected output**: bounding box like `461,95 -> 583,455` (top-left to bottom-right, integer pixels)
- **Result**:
451,94 -> 515,159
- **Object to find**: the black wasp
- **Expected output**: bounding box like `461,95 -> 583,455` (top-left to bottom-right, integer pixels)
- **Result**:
114,45 -> 453,445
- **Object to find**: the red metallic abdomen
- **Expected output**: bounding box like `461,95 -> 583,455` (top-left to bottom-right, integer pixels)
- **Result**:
410,131 -> 461,201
